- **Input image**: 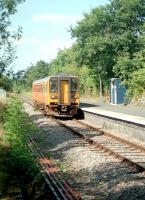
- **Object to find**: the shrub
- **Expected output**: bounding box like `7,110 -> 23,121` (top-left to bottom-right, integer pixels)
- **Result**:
3,96 -> 39,197
128,68 -> 145,98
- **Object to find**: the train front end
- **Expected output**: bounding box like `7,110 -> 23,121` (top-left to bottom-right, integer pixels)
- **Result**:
49,74 -> 80,117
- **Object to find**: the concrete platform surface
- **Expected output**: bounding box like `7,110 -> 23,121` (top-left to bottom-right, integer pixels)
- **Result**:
80,100 -> 145,126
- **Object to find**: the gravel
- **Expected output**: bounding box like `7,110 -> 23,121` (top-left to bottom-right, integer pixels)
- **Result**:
23,102 -> 145,200
82,112 -> 145,148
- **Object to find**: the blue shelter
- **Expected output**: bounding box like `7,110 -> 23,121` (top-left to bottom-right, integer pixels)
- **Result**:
110,78 -> 126,104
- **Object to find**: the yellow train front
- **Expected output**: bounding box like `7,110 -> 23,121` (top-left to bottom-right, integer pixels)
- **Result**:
32,73 -> 82,118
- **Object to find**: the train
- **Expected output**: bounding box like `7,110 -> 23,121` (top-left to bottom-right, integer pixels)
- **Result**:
32,73 -> 84,118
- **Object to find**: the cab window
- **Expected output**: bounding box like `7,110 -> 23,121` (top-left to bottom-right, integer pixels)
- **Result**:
71,78 -> 78,92
50,78 -> 58,92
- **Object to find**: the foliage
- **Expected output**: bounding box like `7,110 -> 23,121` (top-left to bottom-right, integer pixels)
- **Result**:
0,102 -> 7,123
4,96 -> 38,182
70,5 -> 115,81
48,47 -> 79,75
0,143 -> 10,196
0,96 -> 39,198
0,0 -> 25,90
17,49 -> 97,94
0,75 -> 13,91
70,0 -> 145,95
12,70 -> 26,93
22,60 -> 49,89
49,47 -> 97,94
128,68 -> 145,97
16,0 -> 145,98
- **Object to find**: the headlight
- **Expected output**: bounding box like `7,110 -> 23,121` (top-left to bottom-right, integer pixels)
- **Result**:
51,95 -> 58,99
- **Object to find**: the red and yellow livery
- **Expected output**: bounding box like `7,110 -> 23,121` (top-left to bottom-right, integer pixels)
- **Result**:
32,73 -> 82,117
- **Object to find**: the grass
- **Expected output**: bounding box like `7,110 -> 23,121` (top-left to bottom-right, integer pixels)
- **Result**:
0,129 -> 7,193
21,91 -> 32,98
0,98 -> 35,199
0,127 -> 19,199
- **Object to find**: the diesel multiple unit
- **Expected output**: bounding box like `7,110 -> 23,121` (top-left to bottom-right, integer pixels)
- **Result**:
32,73 -> 80,117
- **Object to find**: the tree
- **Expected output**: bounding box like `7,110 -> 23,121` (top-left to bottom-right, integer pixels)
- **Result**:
49,47 -> 97,94
0,0 -> 25,89
111,0 -> 145,82
23,60 -> 49,88
70,0 -> 145,87
0,75 -> 13,91
49,47 -> 78,75
128,68 -> 145,97
70,6 -> 115,83
17,0 -> 145,97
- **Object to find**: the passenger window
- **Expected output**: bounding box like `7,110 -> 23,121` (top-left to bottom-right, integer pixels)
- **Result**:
71,78 -> 78,92
50,78 -> 58,92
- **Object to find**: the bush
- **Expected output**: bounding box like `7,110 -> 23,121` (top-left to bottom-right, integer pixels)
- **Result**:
128,68 -> 145,98
0,102 -> 7,123
3,96 -> 39,198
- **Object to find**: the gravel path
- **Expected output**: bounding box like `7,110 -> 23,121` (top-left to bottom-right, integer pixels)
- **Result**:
23,102 -> 145,200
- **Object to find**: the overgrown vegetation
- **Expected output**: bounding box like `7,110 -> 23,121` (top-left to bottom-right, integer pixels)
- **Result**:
128,68 -> 145,98
0,96 -> 44,199
14,0 -> 145,101
1,0 -> 145,101
0,0 -> 25,90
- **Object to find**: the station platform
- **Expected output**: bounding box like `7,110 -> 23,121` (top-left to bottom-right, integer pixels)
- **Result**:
80,99 -> 145,126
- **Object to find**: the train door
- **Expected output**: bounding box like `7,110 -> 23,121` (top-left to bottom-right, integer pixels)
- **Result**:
60,80 -> 69,104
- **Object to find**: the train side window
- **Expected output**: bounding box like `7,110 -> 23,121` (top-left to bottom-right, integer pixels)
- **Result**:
50,78 -> 58,92
71,78 -> 78,92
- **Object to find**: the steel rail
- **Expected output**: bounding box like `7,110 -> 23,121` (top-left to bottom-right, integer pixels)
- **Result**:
27,138 -> 62,200
22,95 -> 145,173
27,136 -> 81,200
74,119 -> 145,153
54,118 -> 145,173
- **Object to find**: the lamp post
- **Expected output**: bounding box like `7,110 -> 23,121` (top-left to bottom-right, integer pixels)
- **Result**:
99,79 -> 103,105
90,74 -> 103,105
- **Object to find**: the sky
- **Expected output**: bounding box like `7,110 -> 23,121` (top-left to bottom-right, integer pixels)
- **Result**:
11,0 -> 109,72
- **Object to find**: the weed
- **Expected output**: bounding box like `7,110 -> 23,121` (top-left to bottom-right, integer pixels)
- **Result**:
2,96 -> 39,198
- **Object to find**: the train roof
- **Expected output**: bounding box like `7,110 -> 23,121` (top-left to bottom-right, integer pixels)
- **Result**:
33,73 -> 78,84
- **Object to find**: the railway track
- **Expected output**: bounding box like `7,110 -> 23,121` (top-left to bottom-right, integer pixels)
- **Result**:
20,95 -> 145,199
20,96 -> 81,200
28,137 -> 81,200
22,95 -> 145,173
55,118 -> 145,173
